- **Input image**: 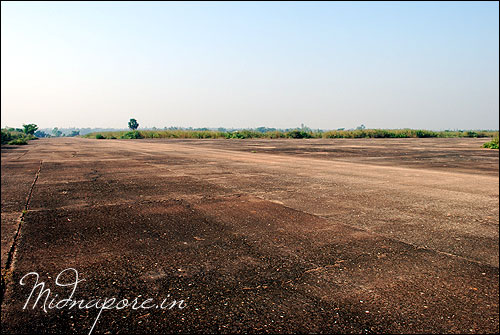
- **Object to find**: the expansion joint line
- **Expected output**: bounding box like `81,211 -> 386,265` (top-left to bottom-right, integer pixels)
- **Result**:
1,160 -> 43,305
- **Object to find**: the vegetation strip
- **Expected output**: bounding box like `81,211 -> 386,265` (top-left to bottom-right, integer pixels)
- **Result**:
84,128 -> 499,140
0,160 -> 43,305
1,124 -> 40,145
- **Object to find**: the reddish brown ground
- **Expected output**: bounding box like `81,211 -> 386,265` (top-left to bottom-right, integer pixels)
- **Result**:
1,137 -> 498,334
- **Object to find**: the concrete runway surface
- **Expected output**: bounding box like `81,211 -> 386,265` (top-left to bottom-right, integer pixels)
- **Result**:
1,137 -> 498,333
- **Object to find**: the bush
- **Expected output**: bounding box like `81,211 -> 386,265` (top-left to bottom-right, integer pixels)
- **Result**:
286,130 -> 312,139
266,130 -> 286,139
2,129 -> 37,145
465,131 -> 479,138
415,130 -> 437,138
483,137 -> 499,149
95,134 -> 106,139
1,130 -> 12,144
120,131 -> 143,139
226,131 -> 246,139
8,138 -> 28,145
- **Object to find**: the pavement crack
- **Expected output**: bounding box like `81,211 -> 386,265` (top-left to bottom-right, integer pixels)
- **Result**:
317,215 -> 500,270
15,150 -> 29,160
1,160 -> 43,306
254,195 -> 498,270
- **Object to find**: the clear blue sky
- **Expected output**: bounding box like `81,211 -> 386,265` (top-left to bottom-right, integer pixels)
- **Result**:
1,1 -> 498,130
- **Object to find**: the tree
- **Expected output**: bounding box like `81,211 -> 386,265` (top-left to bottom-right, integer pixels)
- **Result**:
23,124 -> 38,135
34,130 -> 48,138
356,124 -> 366,130
52,127 -> 62,137
128,118 -> 139,130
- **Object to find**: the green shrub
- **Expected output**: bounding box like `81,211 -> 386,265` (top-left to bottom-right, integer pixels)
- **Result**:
227,131 -> 246,139
8,138 -> 28,145
266,130 -> 286,139
95,134 -> 106,139
286,130 -> 312,139
120,130 -> 143,139
415,130 -> 437,138
2,129 -> 37,144
483,137 -> 499,149
465,131 -> 479,138
1,130 -> 12,144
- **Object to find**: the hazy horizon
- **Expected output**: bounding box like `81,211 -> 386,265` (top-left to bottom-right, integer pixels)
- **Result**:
1,1 -> 499,130
5,126 -> 500,133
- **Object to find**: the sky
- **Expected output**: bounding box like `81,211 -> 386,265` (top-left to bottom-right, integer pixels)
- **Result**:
1,1 -> 499,130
